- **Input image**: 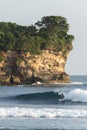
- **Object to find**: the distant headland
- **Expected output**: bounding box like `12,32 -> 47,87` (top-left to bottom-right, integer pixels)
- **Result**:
0,16 -> 74,85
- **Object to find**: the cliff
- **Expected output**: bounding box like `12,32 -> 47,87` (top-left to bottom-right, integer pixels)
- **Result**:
0,16 -> 74,85
0,50 -> 70,85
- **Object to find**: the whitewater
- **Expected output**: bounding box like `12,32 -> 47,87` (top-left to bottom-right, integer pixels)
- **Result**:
0,76 -> 87,130
1,107 -> 87,118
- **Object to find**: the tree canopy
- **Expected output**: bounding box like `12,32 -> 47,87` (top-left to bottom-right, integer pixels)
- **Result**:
0,16 -> 74,54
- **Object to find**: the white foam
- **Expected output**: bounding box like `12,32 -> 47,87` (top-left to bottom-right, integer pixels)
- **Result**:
64,88 -> 87,102
32,81 -> 44,85
70,82 -> 84,85
0,107 -> 87,118
54,81 -> 84,85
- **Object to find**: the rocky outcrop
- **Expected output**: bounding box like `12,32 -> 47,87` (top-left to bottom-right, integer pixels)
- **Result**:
0,50 -> 70,85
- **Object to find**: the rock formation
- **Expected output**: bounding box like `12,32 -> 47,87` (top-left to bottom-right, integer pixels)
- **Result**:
0,50 -> 70,85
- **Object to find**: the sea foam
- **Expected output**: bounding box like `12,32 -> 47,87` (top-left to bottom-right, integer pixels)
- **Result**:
0,107 -> 87,118
64,88 -> 87,102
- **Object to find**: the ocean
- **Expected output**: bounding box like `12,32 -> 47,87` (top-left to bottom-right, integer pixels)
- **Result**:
0,75 -> 87,130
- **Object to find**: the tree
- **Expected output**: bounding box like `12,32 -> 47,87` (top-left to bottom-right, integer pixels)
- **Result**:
35,16 -> 74,52
35,16 -> 69,34
0,16 -> 74,54
25,25 -> 37,36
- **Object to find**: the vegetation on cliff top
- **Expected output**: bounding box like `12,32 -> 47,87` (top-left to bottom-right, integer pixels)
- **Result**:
0,16 -> 74,54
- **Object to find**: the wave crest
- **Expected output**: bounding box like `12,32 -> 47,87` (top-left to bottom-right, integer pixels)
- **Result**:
7,91 -> 64,104
64,89 -> 87,102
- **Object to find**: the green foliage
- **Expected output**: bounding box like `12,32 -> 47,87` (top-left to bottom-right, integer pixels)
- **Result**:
0,16 -> 74,54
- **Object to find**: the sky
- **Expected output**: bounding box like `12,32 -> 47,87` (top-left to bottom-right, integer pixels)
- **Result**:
0,0 -> 87,75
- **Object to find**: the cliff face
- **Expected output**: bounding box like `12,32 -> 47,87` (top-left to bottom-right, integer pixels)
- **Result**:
0,50 -> 70,85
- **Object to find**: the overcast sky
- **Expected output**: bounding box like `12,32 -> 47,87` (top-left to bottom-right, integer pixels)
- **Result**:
0,0 -> 87,75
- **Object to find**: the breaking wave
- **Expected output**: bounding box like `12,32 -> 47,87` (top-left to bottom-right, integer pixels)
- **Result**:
0,107 -> 87,118
54,81 -> 85,85
21,81 -> 87,86
4,88 -> 87,104
6,91 -> 64,104
64,89 -> 87,102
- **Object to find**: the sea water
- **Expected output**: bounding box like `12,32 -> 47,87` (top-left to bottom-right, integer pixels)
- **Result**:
0,76 -> 87,130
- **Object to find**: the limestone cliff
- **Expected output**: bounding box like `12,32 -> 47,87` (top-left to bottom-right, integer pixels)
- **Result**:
0,50 -> 70,85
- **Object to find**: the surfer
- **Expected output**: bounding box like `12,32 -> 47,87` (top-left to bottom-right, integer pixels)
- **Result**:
59,93 -> 64,99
